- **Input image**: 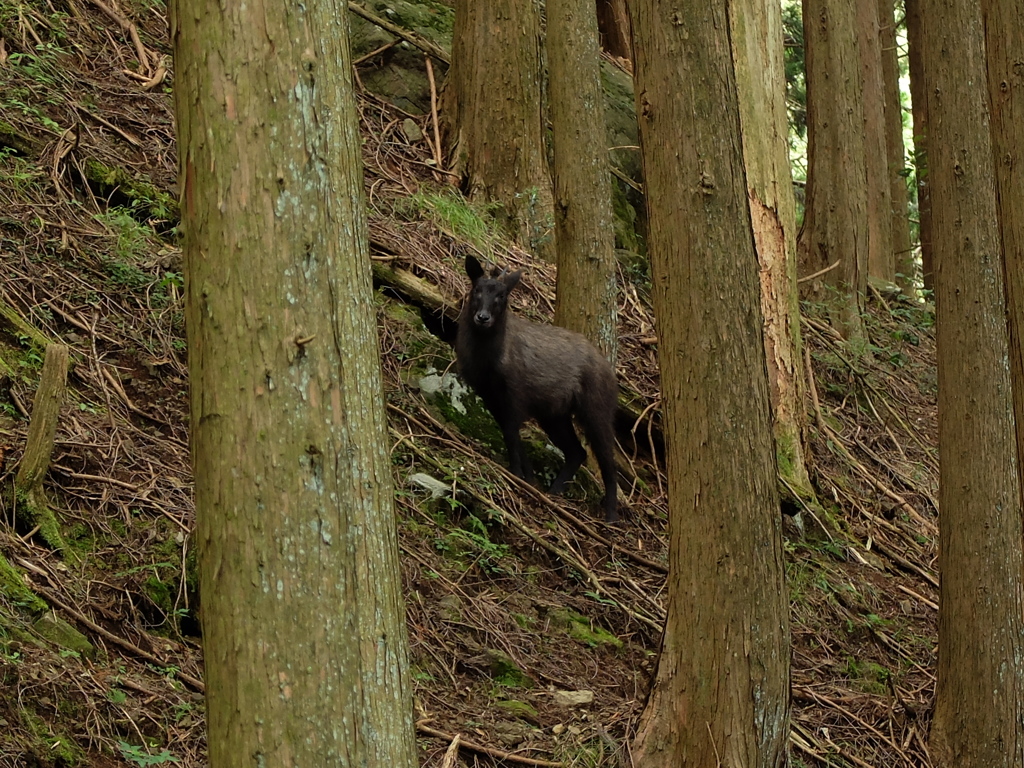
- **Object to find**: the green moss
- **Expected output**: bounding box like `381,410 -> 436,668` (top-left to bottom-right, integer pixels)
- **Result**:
366,0 -> 454,36
0,554 -> 48,614
494,699 -> 538,720
83,160 -> 177,223
22,708 -> 86,766
611,182 -> 641,253
550,609 -> 623,650
143,575 -> 172,614
14,486 -> 67,553
489,654 -> 534,689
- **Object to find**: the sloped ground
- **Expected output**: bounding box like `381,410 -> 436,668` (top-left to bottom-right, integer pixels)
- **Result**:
0,1 -> 940,766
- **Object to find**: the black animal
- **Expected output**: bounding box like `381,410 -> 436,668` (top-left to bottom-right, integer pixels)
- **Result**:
455,254 -> 620,522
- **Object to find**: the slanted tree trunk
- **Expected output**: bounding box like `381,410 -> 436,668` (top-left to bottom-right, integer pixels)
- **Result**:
982,0 -> 1024,493
905,0 -> 934,292
548,0 -> 618,363
858,0 -> 895,284
729,0 -> 812,496
920,0 -> 1024,764
14,343 -> 69,551
595,0 -> 632,61
798,0 -> 869,342
443,0 -> 555,260
171,0 -> 418,764
879,0 -> 914,293
629,1 -> 790,765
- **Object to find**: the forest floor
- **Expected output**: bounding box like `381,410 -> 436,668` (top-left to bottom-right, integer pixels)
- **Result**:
0,1 -> 941,767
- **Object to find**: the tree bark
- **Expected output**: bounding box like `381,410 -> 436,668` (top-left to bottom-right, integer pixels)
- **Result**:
595,0 -> 632,61
981,0 -> 1024,499
14,343 -> 69,551
905,0 -> 934,292
798,0 -> 869,342
728,0 -> 812,495
920,0 -> 1024,764
443,0 -> 555,260
171,0 -> 418,764
858,0 -> 895,284
629,1 -> 790,765
548,0 -> 618,363
879,0 -> 914,294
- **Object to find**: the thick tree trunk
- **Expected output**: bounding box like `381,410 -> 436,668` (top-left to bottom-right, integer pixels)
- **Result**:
798,0 -> 869,342
171,0 -> 418,765
879,0 -> 914,293
982,0 -> 1024,497
548,0 -> 618,363
629,1 -> 790,766
857,0 -> 895,284
905,0 -> 934,292
729,0 -> 812,495
920,0 -> 1024,764
443,0 -> 555,260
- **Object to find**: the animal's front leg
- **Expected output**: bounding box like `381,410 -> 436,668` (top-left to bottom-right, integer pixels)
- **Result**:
498,418 -> 534,484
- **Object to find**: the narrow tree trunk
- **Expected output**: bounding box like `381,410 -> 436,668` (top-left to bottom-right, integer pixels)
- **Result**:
629,1 -> 790,765
595,0 -> 632,61
920,0 -> 1024,764
548,0 -> 618,363
857,0 -> 895,284
905,0 -> 934,292
729,0 -> 812,495
171,0 -> 418,764
879,0 -> 914,294
443,0 -> 555,260
798,0 -> 869,342
981,0 -> 1024,498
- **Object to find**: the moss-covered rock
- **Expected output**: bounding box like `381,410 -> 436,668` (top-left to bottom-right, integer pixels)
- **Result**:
32,614 -> 94,660
348,1 -> 453,114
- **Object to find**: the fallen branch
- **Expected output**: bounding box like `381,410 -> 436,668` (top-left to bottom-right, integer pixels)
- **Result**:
416,721 -> 563,767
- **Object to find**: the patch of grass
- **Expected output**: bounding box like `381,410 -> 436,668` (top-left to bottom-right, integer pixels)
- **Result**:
405,188 -> 501,252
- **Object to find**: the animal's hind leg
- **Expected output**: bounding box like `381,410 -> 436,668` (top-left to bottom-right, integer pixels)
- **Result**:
540,415 -> 586,495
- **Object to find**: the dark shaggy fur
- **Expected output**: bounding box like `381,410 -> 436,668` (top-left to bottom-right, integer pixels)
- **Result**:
455,255 -> 620,522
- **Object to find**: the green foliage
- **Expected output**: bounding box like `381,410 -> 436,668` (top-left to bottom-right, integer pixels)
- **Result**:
435,513 -> 510,574
118,742 -> 180,767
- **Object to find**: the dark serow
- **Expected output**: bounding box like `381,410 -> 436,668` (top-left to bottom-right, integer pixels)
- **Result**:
455,254 -> 620,522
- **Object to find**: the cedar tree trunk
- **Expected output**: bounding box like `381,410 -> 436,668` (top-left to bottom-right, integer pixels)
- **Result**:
858,0 -> 895,284
548,0 -> 618,363
729,0 -> 812,495
905,0 -> 934,291
879,0 -> 914,293
982,0 -> 1024,493
629,1 -> 790,765
921,0 -> 1024,763
444,0 -> 555,260
798,0 -> 869,342
171,0 -> 418,764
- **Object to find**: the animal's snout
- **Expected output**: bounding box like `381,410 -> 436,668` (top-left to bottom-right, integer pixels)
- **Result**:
474,311 -> 492,326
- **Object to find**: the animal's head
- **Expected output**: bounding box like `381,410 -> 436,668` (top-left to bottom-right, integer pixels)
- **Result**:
465,254 -> 522,330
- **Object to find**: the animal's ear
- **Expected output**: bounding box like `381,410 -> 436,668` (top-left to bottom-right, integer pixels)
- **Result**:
465,254 -> 484,282
504,270 -> 523,293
